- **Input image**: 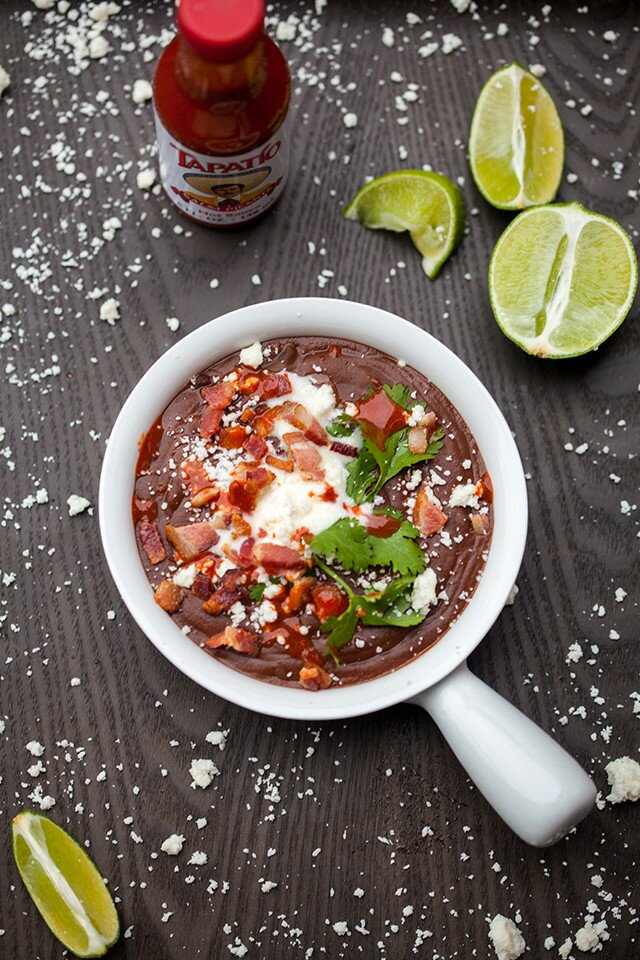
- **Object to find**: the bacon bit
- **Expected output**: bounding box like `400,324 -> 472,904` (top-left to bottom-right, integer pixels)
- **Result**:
413,486 -> 448,538
206,626 -> 260,657
312,583 -> 349,622
230,513 -> 252,537
191,485 -> 219,508
408,411 -> 438,454
321,486 -> 338,502
265,454 -> 294,472
258,372 -> 291,398
139,520 -> 166,565
243,433 -> 268,461
238,536 -> 255,565
329,440 -> 358,458
166,521 -> 219,561
479,471 -> 494,504
202,569 -> 247,614
356,388 -> 408,450
219,425 -> 247,449
238,373 -> 260,394
240,407 -> 255,423
365,513 -> 402,538
283,576 -> 316,614
299,664 -> 332,691
256,401 -> 328,446
283,431 -> 325,481
199,380 -> 237,438
154,580 -> 183,612
191,572 -> 213,600
228,465 -> 275,513
253,542 -> 310,575
471,513 -> 490,536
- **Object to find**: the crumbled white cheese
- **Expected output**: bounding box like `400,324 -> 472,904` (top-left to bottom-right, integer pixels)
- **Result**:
205,730 -> 227,750
173,565 -> 197,588
161,834 -> 185,856
332,921 -> 349,935
137,167 -> 156,190
488,915 -> 526,960
408,404 -> 426,426
188,850 -> 208,865
99,298 -> 120,325
189,758 -> 219,789
132,79 -> 152,104
261,880 -> 278,892
605,756 -> 640,803
0,64 -> 10,97
166,316 -> 180,333
26,741 -> 44,757
449,482 -> 479,509
343,112 -> 358,128
411,568 -> 438,614
285,372 -> 336,420
67,494 -> 91,516
89,35 -> 110,59
239,341 -> 263,369
575,920 -> 609,951
566,641 -> 583,664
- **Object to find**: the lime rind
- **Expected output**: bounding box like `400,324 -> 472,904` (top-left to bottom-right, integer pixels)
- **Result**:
489,202 -> 638,358
343,170 -> 465,279
12,810 -> 120,958
469,61 -> 564,210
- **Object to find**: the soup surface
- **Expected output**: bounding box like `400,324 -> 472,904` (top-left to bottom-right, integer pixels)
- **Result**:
133,336 -> 493,690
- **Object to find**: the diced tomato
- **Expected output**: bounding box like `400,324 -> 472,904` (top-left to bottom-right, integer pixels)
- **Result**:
243,433 -> 268,461
356,388 -> 408,450
206,626 -> 260,656
253,542 -> 310,575
299,664 -> 332,691
154,580 -> 183,612
413,486 -> 448,538
258,373 -> 291,399
139,520 -> 166,565
165,521 -> 219,561
283,431 -> 325,481
219,425 -> 247,449
312,583 -> 349,622
365,513 -> 402,538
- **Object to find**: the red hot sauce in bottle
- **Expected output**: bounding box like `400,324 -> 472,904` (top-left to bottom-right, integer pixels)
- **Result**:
153,0 -> 291,227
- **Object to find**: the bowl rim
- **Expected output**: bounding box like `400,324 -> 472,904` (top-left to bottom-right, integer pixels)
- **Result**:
99,297 -> 528,720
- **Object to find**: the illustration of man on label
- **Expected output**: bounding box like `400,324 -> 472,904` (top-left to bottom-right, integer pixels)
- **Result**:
182,166 -> 272,210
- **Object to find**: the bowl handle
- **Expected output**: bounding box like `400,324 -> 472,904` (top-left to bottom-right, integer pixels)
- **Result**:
409,661 -> 596,846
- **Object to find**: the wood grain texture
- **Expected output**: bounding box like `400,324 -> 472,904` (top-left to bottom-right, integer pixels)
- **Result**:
0,1 -> 638,958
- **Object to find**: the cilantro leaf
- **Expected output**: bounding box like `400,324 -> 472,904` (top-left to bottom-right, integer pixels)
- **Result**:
383,383 -> 411,407
322,604 -> 360,664
311,518 -> 370,571
345,445 -> 379,503
368,520 -> 426,576
326,416 -> 355,438
249,583 -> 266,601
347,427 -> 444,504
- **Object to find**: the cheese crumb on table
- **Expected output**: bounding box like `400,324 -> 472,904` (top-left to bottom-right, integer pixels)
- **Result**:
137,167 -> 156,190
488,915 -> 526,960
99,298 -> 120,325
189,758 -> 219,789
605,756 -> 640,803
0,64 -> 10,97
132,78 -> 152,103
160,834 -> 184,856
67,494 -> 91,516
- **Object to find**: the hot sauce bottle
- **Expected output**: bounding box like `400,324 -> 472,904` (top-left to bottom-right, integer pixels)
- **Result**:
153,0 -> 291,227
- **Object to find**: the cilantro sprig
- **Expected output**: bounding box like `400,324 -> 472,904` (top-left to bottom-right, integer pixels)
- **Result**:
345,384 -> 444,505
314,559 -> 425,661
311,516 -> 426,577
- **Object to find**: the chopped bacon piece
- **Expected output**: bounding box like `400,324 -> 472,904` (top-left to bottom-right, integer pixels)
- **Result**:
199,380 -> 237,438
180,459 -> 219,507
265,454 -> 294,472
329,440 -> 358,458
413,486 -> 448,538
238,373 -> 260,394
230,513 -> 252,537
219,425 -> 247,449
139,520 -> 165,565
191,485 -> 219,508
222,537 -> 255,569
299,664 -> 332,691
312,583 -> 349,622
258,373 -> 291,399
202,569 -> 247,614
243,433 -> 268,461
471,513 -> 490,536
408,411 -> 438,454
240,407 -> 255,423
283,576 -> 316,614
255,401 -> 327,446
356,389 -> 408,450
365,513 -> 402,538
166,521 -> 219,561
253,542 -> 310,575
206,626 -> 260,657
478,471 -> 494,504
191,572 -> 213,600
154,580 -> 183,612
228,465 -> 275,513
283,431 -> 325,481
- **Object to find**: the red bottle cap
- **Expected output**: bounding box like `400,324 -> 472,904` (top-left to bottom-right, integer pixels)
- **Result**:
177,0 -> 265,62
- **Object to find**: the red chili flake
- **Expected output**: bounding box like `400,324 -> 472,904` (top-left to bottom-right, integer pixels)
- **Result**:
320,486 -> 338,503
139,520 -> 166,565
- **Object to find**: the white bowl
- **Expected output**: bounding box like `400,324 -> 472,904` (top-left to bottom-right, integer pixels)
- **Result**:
99,297 -> 595,845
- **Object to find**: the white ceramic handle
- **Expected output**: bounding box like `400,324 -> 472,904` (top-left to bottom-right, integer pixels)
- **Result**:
410,662 -> 596,846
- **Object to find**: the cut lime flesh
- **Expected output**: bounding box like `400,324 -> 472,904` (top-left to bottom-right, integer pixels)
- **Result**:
12,811 -> 120,958
469,62 -> 564,210
343,170 -> 465,279
489,202 -> 638,358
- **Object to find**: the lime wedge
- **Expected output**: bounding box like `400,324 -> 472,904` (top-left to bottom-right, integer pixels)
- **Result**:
489,202 -> 638,358
469,62 -> 564,210
12,811 -> 120,958
343,170 -> 465,279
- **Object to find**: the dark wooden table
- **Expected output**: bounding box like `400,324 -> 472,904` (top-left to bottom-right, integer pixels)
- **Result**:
1,2 -> 638,957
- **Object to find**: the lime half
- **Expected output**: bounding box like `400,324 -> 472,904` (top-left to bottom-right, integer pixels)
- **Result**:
469,62 -> 564,210
343,170 -> 465,279
12,811 -> 120,958
489,202 -> 638,358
